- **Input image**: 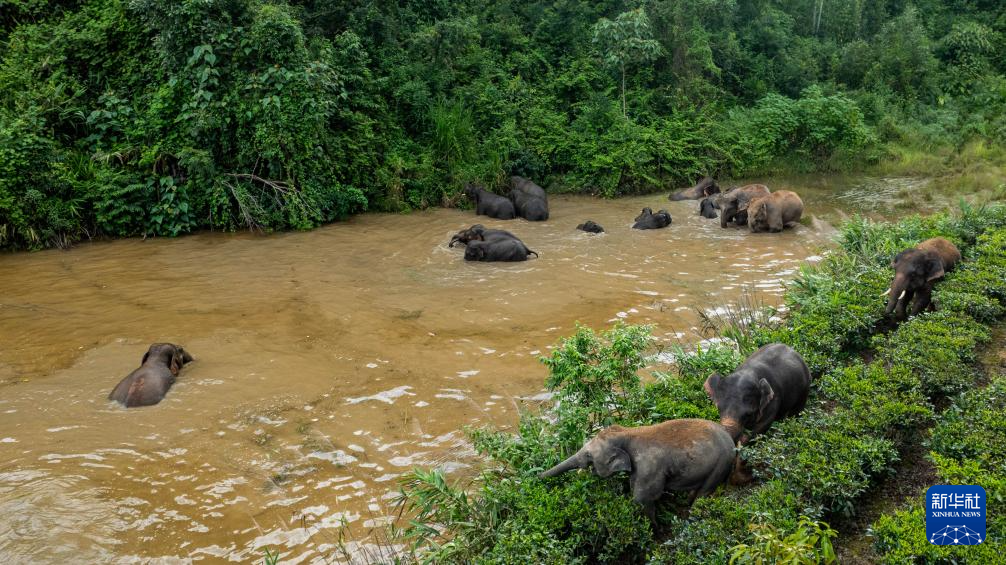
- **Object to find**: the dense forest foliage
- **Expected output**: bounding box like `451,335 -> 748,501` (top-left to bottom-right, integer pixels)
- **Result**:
1,0 -> 1004,249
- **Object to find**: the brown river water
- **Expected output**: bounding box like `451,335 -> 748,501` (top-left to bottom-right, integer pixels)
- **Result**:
0,176 -> 924,562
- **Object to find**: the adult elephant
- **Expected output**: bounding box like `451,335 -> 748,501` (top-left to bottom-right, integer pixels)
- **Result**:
884,237 -> 961,319
747,191 -> 803,233
669,176 -> 720,201
509,176 -> 549,221
716,184 -> 770,228
632,207 -> 672,230
109,343 -> 194,407
703,343 -> 810,443
538,419 -> 735,521
465,183 -> 516,220
448,224 -> 518,247
464,238 -> 538,262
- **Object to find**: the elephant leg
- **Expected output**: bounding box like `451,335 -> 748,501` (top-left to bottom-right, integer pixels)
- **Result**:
632,475 -> 665,522
910,286 -> 933,316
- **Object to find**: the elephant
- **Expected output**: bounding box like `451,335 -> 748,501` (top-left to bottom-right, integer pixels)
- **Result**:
464,237 -> 538,262
884,237 -> 961,319
510,175 -> 548,200
703,343 -> 810,443
109,343 -> 194,407
449,224 -> 518,247
715,184 -> 770,228
669,176 -> 720,201
539,419 -> 735,521
509,176 -> 549,221
699,197 -> 719,219
632,207 -> 672,230
747,190 -> 803,233
465,183 -> 516,220
508,189 -> 549,221
576,220 -> 605,233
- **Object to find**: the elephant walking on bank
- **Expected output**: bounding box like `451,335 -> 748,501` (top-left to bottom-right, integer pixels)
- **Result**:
703,343 -> 810,443
539,419 -> 736,521
109,343 -> 194,407
747,190 -> 803,232
884,237 -> 961,319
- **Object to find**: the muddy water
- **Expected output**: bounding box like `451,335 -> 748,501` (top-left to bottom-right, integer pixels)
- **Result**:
0,178 -> 915,562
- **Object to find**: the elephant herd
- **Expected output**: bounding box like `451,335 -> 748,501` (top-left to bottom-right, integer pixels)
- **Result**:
453,175 -> 809,264
673,176 -> 806,233
535,178 -> 967,522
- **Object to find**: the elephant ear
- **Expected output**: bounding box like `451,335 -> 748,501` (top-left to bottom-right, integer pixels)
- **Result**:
597,446 -> 631,477
926,256 -> 945,281
736,192 -> 754,211
756,378 -> 775,419
703,373 -> 721,402
169,351 -> 183,375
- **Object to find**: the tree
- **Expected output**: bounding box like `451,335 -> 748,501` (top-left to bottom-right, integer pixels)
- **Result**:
592,8 -> 663,117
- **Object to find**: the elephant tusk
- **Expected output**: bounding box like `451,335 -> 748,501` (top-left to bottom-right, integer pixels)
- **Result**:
898,290 -> 906,300
881,288 -> 891,297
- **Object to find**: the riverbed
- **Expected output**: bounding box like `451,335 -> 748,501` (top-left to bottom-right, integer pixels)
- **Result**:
0,176 -> 924,562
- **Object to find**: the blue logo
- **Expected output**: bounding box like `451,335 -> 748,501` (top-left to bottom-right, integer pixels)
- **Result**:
926,485 -> 986,545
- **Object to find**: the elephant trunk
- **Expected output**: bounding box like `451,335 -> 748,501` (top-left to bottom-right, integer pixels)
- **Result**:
539,452 -> 584,479
885,275 -> 909,315
449,236 -> 461,248
720,417 -> 744,442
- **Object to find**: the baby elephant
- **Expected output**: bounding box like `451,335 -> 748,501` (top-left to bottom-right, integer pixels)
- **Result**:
703,343 -> 810,443
698,197 -> 719,219
464,238 -> 538,262
747,190 -> 803,233
539,419 -> 735,521
109,343 -> 194,407
632,207 -> 672,230
576,220 -> 605,233
884,237 -> 961,319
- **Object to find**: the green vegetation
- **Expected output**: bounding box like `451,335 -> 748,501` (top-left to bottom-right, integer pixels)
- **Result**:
3,1 -> 1006,249
392,205 -> 1006,562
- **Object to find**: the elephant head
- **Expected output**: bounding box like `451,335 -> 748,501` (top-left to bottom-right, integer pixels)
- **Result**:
884,248 -> 945,315
634,208 -> 654,222
539,425 -> 632,479
449,224 -> 486,247
703,373 -> 774,441
143,343 -> 194,376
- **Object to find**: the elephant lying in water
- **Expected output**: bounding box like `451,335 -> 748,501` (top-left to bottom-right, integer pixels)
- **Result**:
632,207 -> 672,229
109,343 -> 194,407
884,237 -> 961,319
539,419 -> 735,521
465,183 -> 516,220
703,343 -> 810,443
576,220 -> 605,233
450,224 -> 538,262
747,190 -> 803,232
464,238 -> 538,262
448,224 -> 518,247
669,176 -> 720,201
